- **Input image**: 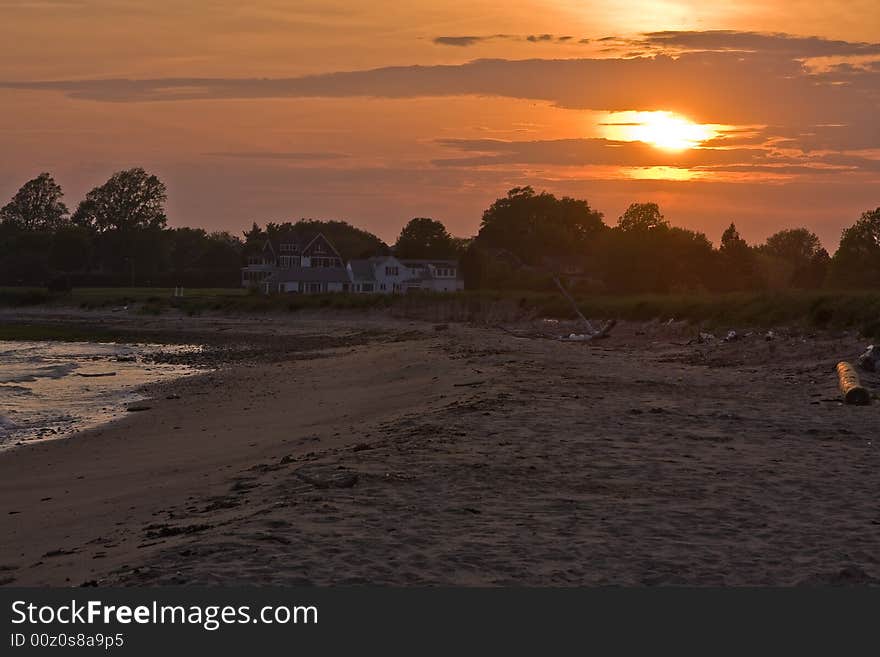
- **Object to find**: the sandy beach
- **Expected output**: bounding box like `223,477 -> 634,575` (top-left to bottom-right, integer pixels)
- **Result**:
1,309 -> 878,586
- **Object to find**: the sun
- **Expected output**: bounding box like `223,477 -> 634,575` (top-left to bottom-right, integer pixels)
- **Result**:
600,111 -> 720,151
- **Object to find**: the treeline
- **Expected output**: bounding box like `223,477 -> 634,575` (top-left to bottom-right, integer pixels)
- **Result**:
2,172 -> 878,294
462,187 -> 880,294
0,171 -> 242,288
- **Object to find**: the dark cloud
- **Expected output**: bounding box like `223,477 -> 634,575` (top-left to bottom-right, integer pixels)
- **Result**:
433,33 -> 583,47
638,30 -> 880,57
3,52 -> 873,125
433,36 -> 489,47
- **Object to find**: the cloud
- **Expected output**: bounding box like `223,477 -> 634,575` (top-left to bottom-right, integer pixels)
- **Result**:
431,137 -> 880,174
637,30 -> 880,57
0,53 -> 865,119
433,36 -> 489,47
433,33 -> 584,47
3,31 -> 878,155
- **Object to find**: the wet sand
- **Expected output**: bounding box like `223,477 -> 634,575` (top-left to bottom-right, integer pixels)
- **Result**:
0,310 -> 878,586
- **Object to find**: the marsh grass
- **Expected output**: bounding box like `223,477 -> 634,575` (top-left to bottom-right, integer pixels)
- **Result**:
1,286 -> 879,337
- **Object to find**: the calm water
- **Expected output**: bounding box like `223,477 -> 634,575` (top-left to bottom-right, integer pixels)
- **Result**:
0,340 -> 204,447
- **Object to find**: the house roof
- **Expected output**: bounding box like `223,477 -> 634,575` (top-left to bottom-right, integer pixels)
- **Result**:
266,267 -> 351,284
399,259 -> 459,268
348,259 -> 376,281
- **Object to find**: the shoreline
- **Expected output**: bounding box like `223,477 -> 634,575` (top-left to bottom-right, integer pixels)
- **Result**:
1,310 -> 879,586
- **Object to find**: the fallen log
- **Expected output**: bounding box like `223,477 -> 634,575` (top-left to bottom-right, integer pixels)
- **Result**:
836,362 -> 870,405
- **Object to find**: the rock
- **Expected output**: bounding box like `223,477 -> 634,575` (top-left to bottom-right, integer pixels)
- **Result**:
857,345 -> 877,372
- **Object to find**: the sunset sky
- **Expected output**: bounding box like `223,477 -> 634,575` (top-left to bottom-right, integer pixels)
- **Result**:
2,1 -> 878,249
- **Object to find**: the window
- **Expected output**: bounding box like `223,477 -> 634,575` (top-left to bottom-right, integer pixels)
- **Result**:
385,266 -> 399,276
362,284 -> 373,292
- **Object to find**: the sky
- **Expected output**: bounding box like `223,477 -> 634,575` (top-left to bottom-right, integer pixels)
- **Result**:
1,1 -> 879,249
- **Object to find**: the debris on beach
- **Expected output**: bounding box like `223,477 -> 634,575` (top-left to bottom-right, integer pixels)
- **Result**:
857,345 -> 878,372
76,372 -> 117,378
125,404 -> 152,412
723,330 -> 738,342
560,319 -> 617,342
765,330 -> 776,341
836,362 -> 870,405
295,465 -> 358,489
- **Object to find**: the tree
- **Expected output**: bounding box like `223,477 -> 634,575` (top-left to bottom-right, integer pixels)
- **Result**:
48,225 -> 93,273
477,187 -> 605,265
828,208 -> 880,288
760,228 -> 829,289
718,223 -> 761,291
0,173 -> 68,231
720,223 -> 743,252
617,202 -> 668,232
72,168 -> 167,233
395,217 -> 457,259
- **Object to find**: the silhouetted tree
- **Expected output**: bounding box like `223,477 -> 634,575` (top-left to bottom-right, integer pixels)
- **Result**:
72,168 -> 167,233
599,219 -> 714,294
829,208 -> 880,288
0,173 -> 68,231
617,202 -> 668,232
395,217 -> 457,259
717,222 -> 761,291
48,225 -> 93,273
477,187 -> 605,265
760,228 -> 829,289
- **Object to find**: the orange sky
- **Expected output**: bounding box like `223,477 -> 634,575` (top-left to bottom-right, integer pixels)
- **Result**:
1,1 -> 879,249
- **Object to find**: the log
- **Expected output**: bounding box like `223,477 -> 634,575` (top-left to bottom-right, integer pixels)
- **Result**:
836,362 -> 870,405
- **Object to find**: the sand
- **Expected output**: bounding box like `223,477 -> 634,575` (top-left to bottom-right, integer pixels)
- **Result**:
1,310 -> 879,586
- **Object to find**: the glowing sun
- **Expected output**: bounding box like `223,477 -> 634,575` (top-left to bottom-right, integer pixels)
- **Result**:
601,111 -> 722,151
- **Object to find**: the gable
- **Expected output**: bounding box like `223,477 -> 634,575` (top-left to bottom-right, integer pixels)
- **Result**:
302,233 -> 342,260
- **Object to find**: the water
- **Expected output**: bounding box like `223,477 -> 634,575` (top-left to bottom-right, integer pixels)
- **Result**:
0,340 -> 205,448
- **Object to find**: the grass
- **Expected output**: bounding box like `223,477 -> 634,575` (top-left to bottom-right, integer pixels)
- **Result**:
1,286 -> 879,338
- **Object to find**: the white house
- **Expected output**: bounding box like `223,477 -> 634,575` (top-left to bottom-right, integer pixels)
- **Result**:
347,256 -> 464,294
242,232 -> 351,293
242,232 -> 464,294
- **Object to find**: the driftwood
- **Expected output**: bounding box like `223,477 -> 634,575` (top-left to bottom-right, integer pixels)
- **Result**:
552,276 -> 595,334
493,274 -> 616,342
836,362 -> 870,405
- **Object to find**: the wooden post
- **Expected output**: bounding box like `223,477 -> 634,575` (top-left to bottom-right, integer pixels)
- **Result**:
836,362 -> 870,405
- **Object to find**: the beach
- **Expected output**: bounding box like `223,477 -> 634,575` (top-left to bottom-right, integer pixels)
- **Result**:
1,309 -> 878,586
